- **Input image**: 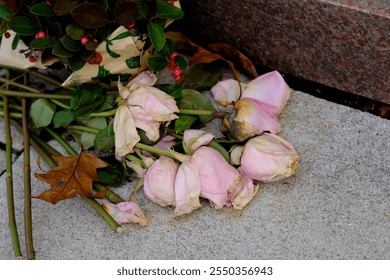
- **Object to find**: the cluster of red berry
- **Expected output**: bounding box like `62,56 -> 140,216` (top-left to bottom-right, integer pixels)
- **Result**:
167,52 -> 183,81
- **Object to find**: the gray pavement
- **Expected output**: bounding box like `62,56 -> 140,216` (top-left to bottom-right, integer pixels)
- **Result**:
1,90 -> 389,259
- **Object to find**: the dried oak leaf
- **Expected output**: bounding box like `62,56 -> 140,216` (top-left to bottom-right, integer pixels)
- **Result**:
34,153 -> 109,204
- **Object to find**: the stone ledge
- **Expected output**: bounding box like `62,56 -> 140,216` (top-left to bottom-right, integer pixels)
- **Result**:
176,0 -> 390,104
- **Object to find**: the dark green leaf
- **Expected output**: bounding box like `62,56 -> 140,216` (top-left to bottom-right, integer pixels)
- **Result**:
85,39 -> 98,51
177,64 -> 221,91
67,56 -> 86,71
174,55 -> 188,70
175,114 -> 197,133
110,31 -> 134,41
93,65 -> 111,79
30,3 -> 54,17
71,83 -> 106,117
80,49 -> 95,61
30,99 -> 56,128
147,55 -> 167,71
96,156 -> 127,186
178,89 -> 216,123
113,1 -> 139,27
11,33 -> 20,50
52,41 -> 75,57
71,3 -> 110,28
147,22 -> 165,51
156,38 -> 175,57
0,5 -> 12,20
94,124 -> 115,151
8,16 -> 37,36
155,84 -> 182,101
66,24 -> 84,40
53,0 -> 79,16
156,0 -> 184,19
60,35 -> 82,51
53,110 -> 74,127
49,22 -> 63,37
30,38 -> 56,49
125,56 -> 140,69
81,117 -> 107,149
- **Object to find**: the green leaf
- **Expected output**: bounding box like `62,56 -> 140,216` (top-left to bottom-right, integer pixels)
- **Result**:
60,35 -> 82,51
175,114 -> 197,133
8,16 -> 37,36
178,89 -> 216,123
125,56 -> 140,69
147,55 -> 167,71
156,38 -> 175,57
53,110 -> 74,127
11,33 -> 20,50
147,22 -> 165,51
96,156 -> 127,186
30,38 -> 56,49
49,22 -> 63,37
155,84 -> 182,101
29,99 -> 56,128
174,55 -> 188,70
52,41 -> 75,57
156,0 -> 184,19
71,83 -> 106,117
30,3 -> 54,17
81,117 -> 107,149
66,24 -> 84,40
110,31 -> 134,41
67,56 -> 86,71
177,64 -> 221,91
94,123 -> 115,151
71,3 -> 110,28
93,65 -> 111,80
0,5 -> 12,20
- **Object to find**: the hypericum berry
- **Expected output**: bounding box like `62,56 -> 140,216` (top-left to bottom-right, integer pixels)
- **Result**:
81,36 -> 89,45
169,52 -> 179,61
35,31 -> 46,39
127,22 -> 135,29
29,56 -> 37,63
4,32 -> 11,39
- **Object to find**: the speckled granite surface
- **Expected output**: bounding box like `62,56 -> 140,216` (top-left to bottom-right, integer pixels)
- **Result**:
177,0 -> 390,103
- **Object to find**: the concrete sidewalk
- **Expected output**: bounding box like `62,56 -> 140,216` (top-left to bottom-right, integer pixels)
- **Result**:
0,90 -> 389,259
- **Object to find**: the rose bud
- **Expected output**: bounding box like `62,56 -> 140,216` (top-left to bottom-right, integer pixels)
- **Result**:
183,129 -> 214,154
240,134 -> 299,183
174,161 -> 202,216
233,98 -> 281,141
211,79 -> 245,105
144,156 -> 179,206
241,71 -> 291,115
191,146 -> 241,209
103,201 -> 148,226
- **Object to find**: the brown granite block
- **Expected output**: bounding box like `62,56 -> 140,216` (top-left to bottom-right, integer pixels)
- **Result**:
177,0 -> 390,104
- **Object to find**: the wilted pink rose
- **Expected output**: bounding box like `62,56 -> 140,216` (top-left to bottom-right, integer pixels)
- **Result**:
144,156 -> 179,206
174,161 -> 202,216
114,104 -> 140,157
232,168 -> 259,210
240,134 -> 299,182
191,146 -> 241,209
233,98 -> 281,141
183,129 -> 214,154
241,71 -> 291,115
126,71 -> 158,91
103,201 -> 148,226
211,79 -> 245,105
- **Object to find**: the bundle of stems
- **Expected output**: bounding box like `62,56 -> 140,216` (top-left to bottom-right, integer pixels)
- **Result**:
0,67 -> 125,260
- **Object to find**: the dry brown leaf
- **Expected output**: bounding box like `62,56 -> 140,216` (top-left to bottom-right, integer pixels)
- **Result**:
34,153 -> 109,204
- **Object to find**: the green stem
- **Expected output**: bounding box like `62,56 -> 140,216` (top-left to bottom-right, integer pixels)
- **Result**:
0,89 -> 72,100
22,96 -> 35,260
134,142 -> 180,161
0,111 -> 23,118
93,183 -> 124,204
44,127 -> 78,156
87,109 -> 117,118
0,101 -> 23,111
125,154 -> 147,169
50,99 -> 71,110
27,70 -> 63,87
179,109 -> 215,116
0,76 -> 40,93
67,125 -> 100,135
3,72 -> 22,258
208,139 -> 231,163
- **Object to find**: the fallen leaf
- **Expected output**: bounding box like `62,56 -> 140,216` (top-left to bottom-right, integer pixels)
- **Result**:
34,152 -> 109,204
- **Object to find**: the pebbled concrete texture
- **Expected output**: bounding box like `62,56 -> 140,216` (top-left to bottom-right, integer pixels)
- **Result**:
0,90 -> 389,260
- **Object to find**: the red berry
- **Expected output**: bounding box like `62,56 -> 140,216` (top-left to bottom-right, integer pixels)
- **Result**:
81,36 -> 89,45
127,22 -> 135,29
29,56 -> 37,63
169,52 -> 179,61
35,31 -> 46,39
4,32 -> 11,39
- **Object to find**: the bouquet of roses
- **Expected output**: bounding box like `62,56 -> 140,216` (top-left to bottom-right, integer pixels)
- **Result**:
0,0 -> 298,259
